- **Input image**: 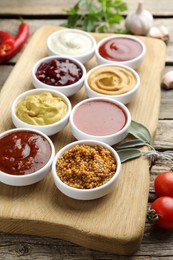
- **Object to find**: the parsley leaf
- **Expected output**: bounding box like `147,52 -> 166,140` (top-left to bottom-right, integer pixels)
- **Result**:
63,0 -> 128,33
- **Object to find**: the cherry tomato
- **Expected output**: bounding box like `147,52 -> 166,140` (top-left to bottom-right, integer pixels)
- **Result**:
149,197 -> 173,229
154,171 -> 173,197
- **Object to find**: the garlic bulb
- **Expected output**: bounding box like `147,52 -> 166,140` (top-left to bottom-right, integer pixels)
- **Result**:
161,71 -> 173,90
125,1 -> 153,35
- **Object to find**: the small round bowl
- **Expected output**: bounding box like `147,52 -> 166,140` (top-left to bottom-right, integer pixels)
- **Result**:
85,64 -> 140,104
47,29 -> 96,64
32,55 -> 86,97
11,88 -> 72,136
95,35 -> 146,69
69,97 -> 131,146
52,139 -> 121,200
0,128 -> 55,186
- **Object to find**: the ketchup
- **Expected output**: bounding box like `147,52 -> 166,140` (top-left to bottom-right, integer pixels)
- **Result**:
0,130 -> 51,175
99,37 -> 143,61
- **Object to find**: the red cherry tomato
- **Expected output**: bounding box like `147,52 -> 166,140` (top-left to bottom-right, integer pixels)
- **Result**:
154,171 -> 173,197
149,197 -> 173,229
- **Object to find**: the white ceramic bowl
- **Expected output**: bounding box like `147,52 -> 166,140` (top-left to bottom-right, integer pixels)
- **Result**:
85,64 -> 140,104
32,55 -> 86,97
95,35 -> 146,69
52,140 -> 121,200
47,29 -> 96,64
11,88 -> 72,136
69,97 -> 131,146
0,128 -> 55,186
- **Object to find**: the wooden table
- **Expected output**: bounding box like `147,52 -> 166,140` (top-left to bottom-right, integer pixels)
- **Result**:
0,1 -> 173,258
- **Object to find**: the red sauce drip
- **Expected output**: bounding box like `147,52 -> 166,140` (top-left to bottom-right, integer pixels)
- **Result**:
0,130 -> 51,175
73,100 -> 127,136
99,38 -> 142,61
35,58 -> 83,86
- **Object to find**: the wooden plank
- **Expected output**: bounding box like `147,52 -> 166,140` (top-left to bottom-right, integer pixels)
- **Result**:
0,0 -> 74,15
160,89 -> 173,119
1,0 -> 173,16
154,120 -> 173,150
0,225 -> 173,259
0,26 -> 166,255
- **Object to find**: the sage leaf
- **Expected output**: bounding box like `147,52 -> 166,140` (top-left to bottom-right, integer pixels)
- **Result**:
116,139 -> 146,149
117,148 -> 142,163
129,120 -> 151,143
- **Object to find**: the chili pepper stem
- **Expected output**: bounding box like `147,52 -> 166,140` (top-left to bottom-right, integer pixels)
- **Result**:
19,16 -> 24,24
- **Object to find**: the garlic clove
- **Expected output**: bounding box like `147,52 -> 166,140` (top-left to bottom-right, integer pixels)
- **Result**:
160,25 -> 170,43
148,25 -> 170,44
161,71 -> 173,90
125,1 -> 153,36
148,27 -> 164,38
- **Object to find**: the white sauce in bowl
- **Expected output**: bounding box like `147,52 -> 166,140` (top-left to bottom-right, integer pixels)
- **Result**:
50,31 -> 93,56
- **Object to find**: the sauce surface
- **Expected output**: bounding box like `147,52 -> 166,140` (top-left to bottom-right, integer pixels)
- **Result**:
16,92 -> 67,125
73,100 -> 127,136
99,37 -> 142,61
88,66 -> 136,95
50,31 -> 93,56
36,58 -> 82,86
0,130 -> 51,175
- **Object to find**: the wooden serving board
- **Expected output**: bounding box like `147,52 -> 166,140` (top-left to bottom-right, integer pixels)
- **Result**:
0,26 -> 166,255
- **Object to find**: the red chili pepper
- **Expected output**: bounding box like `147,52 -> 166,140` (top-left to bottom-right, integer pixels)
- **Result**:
13,18 -> 30,55
0,19 -> 30,64
0,31 -> 15,55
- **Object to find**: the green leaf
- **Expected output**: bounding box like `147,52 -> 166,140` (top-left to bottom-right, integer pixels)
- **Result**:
66,3 -> 79,15
96,23 -> 109,33
116,139 -> 146,149
108,13 -> 124,24
129,120 -> 151,143
117,148 -> 142,163
83,15 -> 98,32
87,3 -> 98,14
111,0 -> 128,12
62,0 -> 128,33
66,14 -> 81,28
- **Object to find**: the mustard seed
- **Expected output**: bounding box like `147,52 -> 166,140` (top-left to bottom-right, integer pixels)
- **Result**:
56,144 -> 116,189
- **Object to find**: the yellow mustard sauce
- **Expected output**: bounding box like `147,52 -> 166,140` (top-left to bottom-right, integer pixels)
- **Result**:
88,66 -> 136,95
16,92 -> 68,125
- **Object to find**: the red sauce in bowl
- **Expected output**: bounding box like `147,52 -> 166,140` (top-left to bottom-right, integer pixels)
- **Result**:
35,58 -> 83,86
99,37 -> 143,62
0,130 -> 52,175
73,100 -> 127,136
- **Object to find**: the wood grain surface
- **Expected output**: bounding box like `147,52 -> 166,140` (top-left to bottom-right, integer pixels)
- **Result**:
0,0 -> 173,16
1,0 -> 173,258
0,26 -> 166,255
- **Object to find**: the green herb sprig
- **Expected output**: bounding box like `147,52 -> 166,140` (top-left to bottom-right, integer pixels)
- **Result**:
116,120 -> 173,170
62,0 -> 128,33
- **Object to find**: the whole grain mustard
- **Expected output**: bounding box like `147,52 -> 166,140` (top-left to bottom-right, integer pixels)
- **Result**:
56,144 -> 117,189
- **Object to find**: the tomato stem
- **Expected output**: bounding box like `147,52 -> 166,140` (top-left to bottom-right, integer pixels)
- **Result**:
147,208 -> 159,223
